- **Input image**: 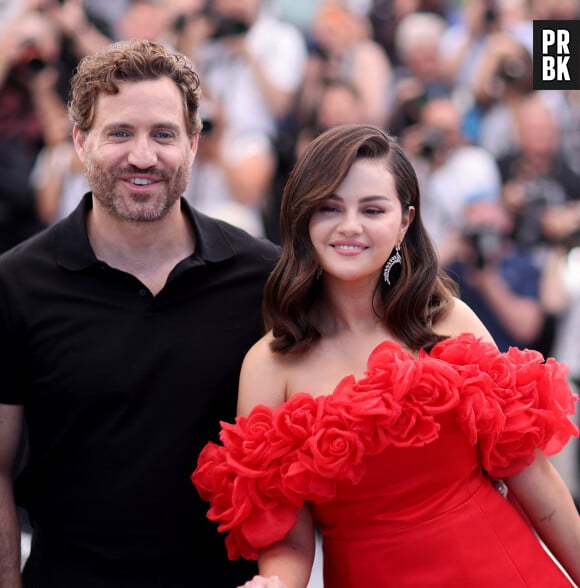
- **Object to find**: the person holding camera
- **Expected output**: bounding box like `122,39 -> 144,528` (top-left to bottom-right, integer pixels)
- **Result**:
177,0 -> 307,139
439,0 -> 503,91
174,0 -> 307,238
388,10 -> 450,138
471,32 -> 534,159
0,8 -> 68,254
403,96 -> 502,266
498,93 -> 580,264
0,0 -> 112,233
446,199 -> 546,353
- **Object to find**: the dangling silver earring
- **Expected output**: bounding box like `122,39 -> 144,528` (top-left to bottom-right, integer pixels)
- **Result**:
316,266 -> 323,280
383,245 -> 402,285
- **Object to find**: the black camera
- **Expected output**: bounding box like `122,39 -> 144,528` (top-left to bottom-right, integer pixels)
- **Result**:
19,38 -> 48,77
496,56 -> 527,84
26,57 -> 48,74
172,13 -> 189,33
463,225 -> 504,269
209,15 -> 249,39
419,128 -> 444,160
202,3 -> 250,40
483,6 -> 498,27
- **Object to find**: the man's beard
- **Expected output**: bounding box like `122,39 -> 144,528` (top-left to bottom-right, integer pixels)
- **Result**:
83,149 -> 193,223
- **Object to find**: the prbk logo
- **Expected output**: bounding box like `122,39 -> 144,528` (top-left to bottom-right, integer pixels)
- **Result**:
534,20 -> 580,89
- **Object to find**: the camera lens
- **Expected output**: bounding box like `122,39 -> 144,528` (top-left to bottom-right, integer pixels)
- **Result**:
484,7 -> 497,24
26,58 -> 47,74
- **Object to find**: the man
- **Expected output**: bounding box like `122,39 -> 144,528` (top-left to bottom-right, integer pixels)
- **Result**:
0,38 -> 279,587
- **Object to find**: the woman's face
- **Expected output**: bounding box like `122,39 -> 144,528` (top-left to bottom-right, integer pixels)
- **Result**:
309,158 -> 414,284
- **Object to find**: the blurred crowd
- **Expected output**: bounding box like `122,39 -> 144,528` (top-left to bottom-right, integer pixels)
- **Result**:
2,0 -> 580,498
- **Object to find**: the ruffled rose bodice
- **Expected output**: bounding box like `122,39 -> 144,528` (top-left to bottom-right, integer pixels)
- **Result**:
192,334 -> 578,562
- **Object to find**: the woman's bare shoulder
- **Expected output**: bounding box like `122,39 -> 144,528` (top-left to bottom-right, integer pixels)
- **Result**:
238,332 -> 294,414
434,297 -> 497,346
242,332 -> 295,371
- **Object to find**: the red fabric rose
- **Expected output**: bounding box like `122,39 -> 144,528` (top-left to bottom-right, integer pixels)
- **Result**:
430,332 -> 493,365
224,501 -> 299,560
434,335 -> 579,477
270,393 -> 321,458
281,456 -> 338,501
388,401 -> 440,446
406,355 -> 460,415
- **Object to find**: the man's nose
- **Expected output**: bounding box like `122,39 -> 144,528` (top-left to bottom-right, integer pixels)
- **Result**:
127,137 -> 158,168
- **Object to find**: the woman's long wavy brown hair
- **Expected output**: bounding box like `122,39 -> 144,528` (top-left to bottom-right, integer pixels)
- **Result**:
264,124 -> 457,354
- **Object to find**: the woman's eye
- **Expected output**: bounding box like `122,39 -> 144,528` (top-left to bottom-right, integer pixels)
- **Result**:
320,205 -> 340,213
364,208 -> 384,215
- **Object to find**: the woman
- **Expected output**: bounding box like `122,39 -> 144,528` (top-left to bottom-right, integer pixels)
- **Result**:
192,124 -> 580,587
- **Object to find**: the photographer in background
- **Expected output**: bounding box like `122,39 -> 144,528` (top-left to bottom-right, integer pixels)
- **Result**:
498,92 -> 580,265
176,0 -> 307,139
388,10 -> 450,138
0,9 -> 66,252
174,0 -> 307,237
439,0 -> 503,90
183,92 -> 276,237
402,96 -> 502,266
446,198 -> 546,353
0,1 -> 111,236
471,31 -> 534,159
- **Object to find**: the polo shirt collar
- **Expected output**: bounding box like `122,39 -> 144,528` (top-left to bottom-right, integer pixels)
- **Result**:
56,193 -> 235,271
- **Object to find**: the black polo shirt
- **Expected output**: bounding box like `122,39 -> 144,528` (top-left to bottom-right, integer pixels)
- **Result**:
0,194 -> 279,576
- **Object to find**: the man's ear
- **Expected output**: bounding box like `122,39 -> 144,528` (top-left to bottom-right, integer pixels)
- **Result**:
189,133 -> 199,163
72,125 -> 87,163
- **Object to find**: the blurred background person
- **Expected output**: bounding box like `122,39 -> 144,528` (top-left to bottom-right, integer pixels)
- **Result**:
295,78 -> 366,159
498,92 -> 580,265
0,8 -> 66,252
446,198 -> 546,353
265,0 -> 324,33
178,0 -> 307,139
439,0 -> 570,148
388,10 -> 450,137
402,96 -> 502,266
184,95 -> 276,237
1,0 -> 111,231
529,0 -> 580,20
470,31 -> 533,158
31,134 -> 89,225
368,0 -> 448,69
296,1 -> 393,130
439,0 -> 503,92
174,0 -> 307,238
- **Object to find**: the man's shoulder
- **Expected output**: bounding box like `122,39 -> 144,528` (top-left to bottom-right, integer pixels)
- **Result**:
0,224 -> 57,269
196,211 -> 281,263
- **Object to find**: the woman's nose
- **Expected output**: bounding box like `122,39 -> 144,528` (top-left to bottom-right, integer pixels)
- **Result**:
338,211 -> 363,235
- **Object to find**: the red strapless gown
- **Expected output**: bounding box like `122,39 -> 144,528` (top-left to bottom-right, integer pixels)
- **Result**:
192,334 -> 579,587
